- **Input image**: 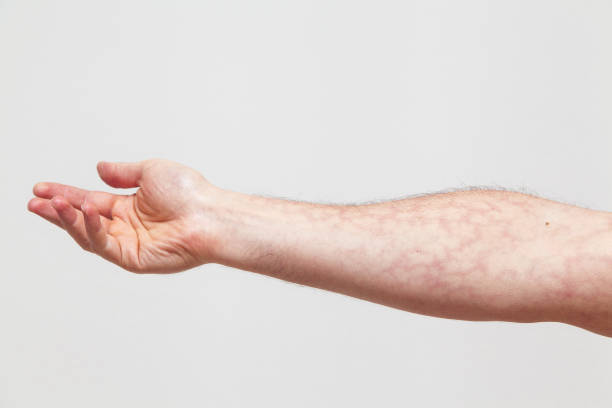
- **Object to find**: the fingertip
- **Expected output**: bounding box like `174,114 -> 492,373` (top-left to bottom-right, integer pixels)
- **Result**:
33,182 -> 48,196
27,198 -> 63,227
52,196 -> 73,211
27,197 -> 39,212
51,196 -> 79,225
50,196 -> 64,209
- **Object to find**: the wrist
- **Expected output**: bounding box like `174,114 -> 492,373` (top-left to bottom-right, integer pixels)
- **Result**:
198,187 -> 350,279
195,187 -> 290,268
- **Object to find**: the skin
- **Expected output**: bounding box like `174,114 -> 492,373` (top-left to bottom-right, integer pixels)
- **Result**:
27,158 -> 612,337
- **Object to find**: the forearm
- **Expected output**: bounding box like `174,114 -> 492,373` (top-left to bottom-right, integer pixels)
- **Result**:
206,188 -> 612,334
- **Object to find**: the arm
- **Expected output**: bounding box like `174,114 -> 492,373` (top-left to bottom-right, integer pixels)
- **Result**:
211,187 -> 612,336
27,159 -> 612,336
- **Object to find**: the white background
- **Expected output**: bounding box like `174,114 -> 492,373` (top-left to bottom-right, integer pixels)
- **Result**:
1,0 -> 612,406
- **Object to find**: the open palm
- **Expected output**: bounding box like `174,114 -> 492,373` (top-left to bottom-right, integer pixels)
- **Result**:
28,159 -> 220,273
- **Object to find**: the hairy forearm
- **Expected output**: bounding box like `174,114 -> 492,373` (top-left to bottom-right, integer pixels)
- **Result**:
205,188 -> 612,335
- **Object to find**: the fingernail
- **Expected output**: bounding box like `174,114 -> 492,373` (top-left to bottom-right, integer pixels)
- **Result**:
51,197 -> 63,208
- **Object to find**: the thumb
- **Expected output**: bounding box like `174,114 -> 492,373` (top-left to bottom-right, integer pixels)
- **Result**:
97,161 -> 144,188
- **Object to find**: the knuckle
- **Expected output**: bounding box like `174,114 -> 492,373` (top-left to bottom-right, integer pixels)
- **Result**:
83,191 -> 95,206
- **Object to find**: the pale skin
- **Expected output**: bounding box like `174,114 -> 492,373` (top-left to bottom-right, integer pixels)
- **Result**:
27,159 -> 612,337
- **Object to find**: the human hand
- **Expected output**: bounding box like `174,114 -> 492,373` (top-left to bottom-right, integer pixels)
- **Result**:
27,159 -> 223,273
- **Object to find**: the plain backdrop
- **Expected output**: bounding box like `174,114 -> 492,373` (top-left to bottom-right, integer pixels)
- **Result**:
1,0 -> 612,406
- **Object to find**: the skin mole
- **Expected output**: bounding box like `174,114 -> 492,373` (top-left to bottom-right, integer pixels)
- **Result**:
545,222 -> 550,226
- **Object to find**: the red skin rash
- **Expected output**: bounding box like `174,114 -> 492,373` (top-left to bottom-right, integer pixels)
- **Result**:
213,189 -> 612,336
